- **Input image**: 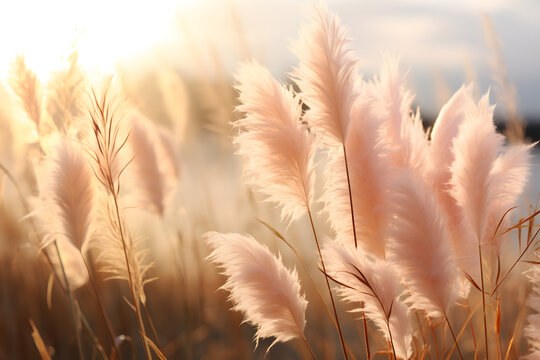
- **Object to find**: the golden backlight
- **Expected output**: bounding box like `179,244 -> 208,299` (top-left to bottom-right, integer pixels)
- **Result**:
0,0 -> 194,80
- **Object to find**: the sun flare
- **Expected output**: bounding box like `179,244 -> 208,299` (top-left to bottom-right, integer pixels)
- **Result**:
0,0 -> 191,80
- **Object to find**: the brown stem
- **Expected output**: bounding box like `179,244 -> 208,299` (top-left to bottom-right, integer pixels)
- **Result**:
361,301 -> 371,360
465,301 -> 477,354
142,301 -> 163,352
342,145 -> 358,249
53,241 -> 84,360
444,315 -> 464,360
478,244 -> 489,360
82,257 -> 121,358
302,335 -> 317,360
342,145 -> 373,360
307,209 -> 349,360
112,195 -> 152,360
387,321 -> 396,360
431,325 -> 440,360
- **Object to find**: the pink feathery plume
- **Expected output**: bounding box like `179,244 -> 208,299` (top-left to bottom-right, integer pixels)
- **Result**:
450,92 -> 504,278
292,2 -> 359,145
429,84 -> 473,194
369,58 -> 429,176
323,97 -> 392,258
324,241 -> 412,359
387,172 -> 460,318
37,137 -> 95,289
129,115 -> 176,216
484,143 -> 534,251
428,85 -> 474,295
45,238 -> 89,290
523,265 -> 540,359
205,232 -> 308,352
48,138 -> 95,252
235,61 -> 316,223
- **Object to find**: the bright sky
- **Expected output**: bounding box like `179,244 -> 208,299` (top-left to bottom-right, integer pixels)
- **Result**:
0,0 -> 539,117
0,0 -> 189,79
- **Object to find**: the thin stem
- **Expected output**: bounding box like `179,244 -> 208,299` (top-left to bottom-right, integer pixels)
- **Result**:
478,244 -> 489,360
490,228 -> 539,296
77,302 -> 108,360
53,241 -> 84,360
82,257 -> 121,358
465,301 -> 477,354
431,326 -> 440,360
342,146 -> 372,359
142,301 -> 163,352
444,315 -> 464,360
112,195 -> 152,360
257,218 -> 356,360
361,302 -> 371,360
387,322 -> 396,360
302,335 -> 318,360
307,209 -> 349,360
342,145 -> 358,249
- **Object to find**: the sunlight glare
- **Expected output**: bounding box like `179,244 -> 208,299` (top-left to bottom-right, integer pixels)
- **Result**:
0,0 -> 192,81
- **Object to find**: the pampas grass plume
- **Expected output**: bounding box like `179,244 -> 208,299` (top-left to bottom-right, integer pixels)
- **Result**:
34,137 -> 95,290
46,137 -> 95,252
129,114 -> 174,215
205,231 -> 307,350
387,173 -> 460,318
292,2 -> 359,145
450,92 -> 504,245
323,98 -> 391,258
235,61 -> 315,223
324,241 -> 412,359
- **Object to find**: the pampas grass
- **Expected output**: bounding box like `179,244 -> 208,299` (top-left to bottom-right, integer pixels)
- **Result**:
292,3 -> 358,146
323,97 -> 391,258
235,61 -> 315,223
8,55 -> 42,133
205,231 -> 309,354
129,114 -> 177,216
387,172 -> 461,319
324,241 -> 412,359
0,2 -> 538,360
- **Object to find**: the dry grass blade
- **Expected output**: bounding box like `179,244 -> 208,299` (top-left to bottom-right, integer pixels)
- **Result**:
444,302 -> 481,360
29,319 -> 51,360
86,82 -> 152,360
145,335 -> 168,360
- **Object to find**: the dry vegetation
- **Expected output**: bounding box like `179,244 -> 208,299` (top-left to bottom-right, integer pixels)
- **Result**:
0,2 -> 539,360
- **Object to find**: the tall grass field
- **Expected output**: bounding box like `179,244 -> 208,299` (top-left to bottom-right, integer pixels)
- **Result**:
0,1 -> 539,359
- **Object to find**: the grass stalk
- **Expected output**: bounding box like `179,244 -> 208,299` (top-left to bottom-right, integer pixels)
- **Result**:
342,146 -> 358,250
142,301 -> 164,352
302,334 -> 318,360
361,301 -> 371,360
444,314 -> 463,360
307,209 -> 349,360
478,243 -> 489,360
82,257 -> 121,358
53,240 -> 84,360
111,195 -> 152,360
387,322 -> 397,360
342,145 -> 371,359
